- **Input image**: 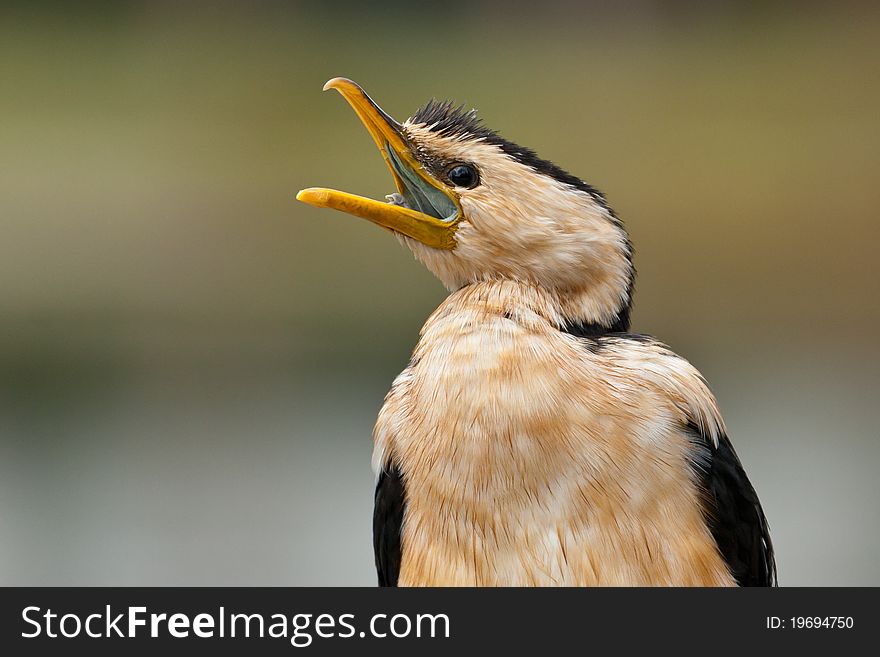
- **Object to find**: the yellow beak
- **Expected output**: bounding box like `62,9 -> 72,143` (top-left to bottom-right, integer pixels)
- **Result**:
296,78 -> 461,250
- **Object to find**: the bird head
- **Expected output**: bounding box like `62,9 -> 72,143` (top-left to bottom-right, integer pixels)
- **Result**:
298,78 -> 633,332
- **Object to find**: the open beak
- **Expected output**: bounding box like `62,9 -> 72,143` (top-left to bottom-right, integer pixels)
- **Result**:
296,78 -> 461,250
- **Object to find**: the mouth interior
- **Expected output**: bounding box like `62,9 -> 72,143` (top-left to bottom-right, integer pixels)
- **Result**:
385,146 -> 458,222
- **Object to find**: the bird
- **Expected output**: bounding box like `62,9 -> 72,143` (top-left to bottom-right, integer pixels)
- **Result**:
297,77 -> 776,587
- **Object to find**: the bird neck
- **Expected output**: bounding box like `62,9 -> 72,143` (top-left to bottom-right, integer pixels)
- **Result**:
441,279 -> 631,336
555,281 -> 632,336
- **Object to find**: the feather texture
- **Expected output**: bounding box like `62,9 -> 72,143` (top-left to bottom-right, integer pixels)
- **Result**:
373,464 -> 405,587
373,280 -> 750,586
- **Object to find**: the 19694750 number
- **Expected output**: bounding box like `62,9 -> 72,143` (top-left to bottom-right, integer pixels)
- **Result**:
766,616 -> 854,629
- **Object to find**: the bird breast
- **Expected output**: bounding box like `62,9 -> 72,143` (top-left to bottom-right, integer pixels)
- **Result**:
373,281 -> 734,586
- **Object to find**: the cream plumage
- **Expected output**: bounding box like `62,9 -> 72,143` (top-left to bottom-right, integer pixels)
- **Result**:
298,78 -> 776,587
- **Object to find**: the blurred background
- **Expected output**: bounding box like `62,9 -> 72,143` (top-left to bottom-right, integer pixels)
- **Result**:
1,1 -> 877,586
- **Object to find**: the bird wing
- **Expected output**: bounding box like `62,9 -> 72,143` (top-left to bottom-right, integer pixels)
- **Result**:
576,332 -> 777,586
688,422 -> 778,586
373,463 -> 405,587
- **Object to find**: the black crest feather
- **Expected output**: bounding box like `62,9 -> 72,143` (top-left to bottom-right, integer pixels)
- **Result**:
410,98 -> 611,211
411,99 -> 486,141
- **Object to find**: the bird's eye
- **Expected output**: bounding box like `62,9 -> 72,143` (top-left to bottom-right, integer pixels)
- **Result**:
446,164 -> 479,189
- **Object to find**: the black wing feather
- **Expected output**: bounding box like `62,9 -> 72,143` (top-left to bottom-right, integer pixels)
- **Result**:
689,424 -> 777,586
373,464 -> 405,587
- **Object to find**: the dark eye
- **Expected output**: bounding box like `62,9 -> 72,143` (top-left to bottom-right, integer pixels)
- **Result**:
446,164 -> 479,189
